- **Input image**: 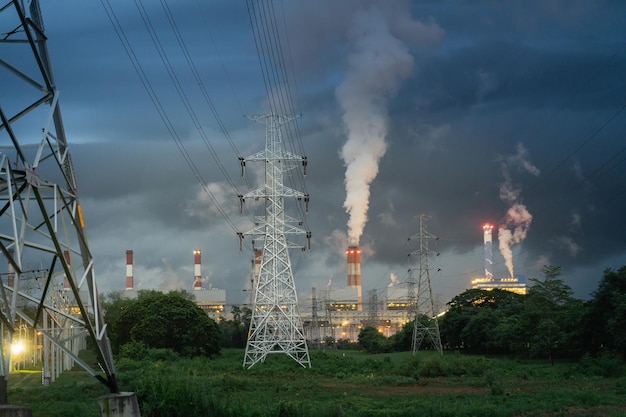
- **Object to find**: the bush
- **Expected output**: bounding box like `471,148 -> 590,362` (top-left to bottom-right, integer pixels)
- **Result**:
578,353 -> 626,378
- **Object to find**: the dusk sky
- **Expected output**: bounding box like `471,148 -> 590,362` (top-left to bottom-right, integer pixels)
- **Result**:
13,0 -> 625,308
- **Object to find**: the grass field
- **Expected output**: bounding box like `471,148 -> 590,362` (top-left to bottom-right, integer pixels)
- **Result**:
7,349 -> 626,417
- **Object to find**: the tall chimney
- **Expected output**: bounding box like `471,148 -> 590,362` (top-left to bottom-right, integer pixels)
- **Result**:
346,246 -> 363,311
63,250 -> 71,290
193,250 -> 202,290
126,250 -> 134,290
483,224 -> 494,280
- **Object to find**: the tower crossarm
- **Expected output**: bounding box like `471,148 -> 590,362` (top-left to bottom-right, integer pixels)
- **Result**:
242,149 -> 304,164
243,185 -> 305,200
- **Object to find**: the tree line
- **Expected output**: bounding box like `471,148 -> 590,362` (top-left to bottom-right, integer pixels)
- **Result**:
358,265 -> 626,361
102,265 -> 626,361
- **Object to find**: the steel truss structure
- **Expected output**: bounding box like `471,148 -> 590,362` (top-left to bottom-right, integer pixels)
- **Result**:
239,114 -> 311,368
409,214 -> 443,354
0,0 -> 118,397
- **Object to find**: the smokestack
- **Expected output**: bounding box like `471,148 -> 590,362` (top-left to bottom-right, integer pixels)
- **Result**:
346,246 -> 363,311
126,250 -> 134,290
193,250 -> 202,290
7,248 -> 14,288
63,250 -> 71,290
483,224 -> 494,280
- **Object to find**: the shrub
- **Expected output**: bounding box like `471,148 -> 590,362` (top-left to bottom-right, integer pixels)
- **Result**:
578,353 -> 626,378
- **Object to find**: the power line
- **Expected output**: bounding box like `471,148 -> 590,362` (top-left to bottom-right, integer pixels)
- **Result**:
99,0 -> 245,240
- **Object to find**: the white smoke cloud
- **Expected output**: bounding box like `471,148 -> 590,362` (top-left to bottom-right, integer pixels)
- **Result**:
388,272 -> 398,288
337,5 -> 442,246
498,143 -> 540,278
498,203 -> 533,278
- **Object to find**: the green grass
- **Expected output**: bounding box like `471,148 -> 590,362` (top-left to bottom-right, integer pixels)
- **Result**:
6,349 -> 626,417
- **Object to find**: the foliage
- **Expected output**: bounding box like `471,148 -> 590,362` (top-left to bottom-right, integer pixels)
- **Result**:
439,266 -> 590,361
524,266 -> 583,361
388,320 -> 413,351
218,305 -> 251,348
9,349 -> 626,417
577,353 -> 626,378
358,326 -> 390,353
586,266 -> 626,358
440,288 -> 525,352
101,291 -> 136,355
104,290 -> 221,358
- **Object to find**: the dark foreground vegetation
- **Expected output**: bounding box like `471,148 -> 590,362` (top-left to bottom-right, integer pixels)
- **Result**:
8,348 -> 626,417
6,265 -> 626,416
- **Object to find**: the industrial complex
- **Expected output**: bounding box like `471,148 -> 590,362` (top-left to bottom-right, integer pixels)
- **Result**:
118,222 -> 527,344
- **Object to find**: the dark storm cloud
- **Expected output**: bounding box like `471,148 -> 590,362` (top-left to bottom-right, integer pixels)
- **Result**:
13,0 -> 625,303
284,0 -> 626,300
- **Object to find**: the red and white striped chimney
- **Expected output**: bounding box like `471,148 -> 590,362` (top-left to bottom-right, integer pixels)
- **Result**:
253,249 -> 262,286
346,246 -> 363,311
63,250 -> 71,290
126,250 -> 134,290
193,250 -> 202,290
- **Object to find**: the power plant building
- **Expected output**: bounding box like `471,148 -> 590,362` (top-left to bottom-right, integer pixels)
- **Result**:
302,247 -> 416,343
472,224 -> 528,295
471,276 -> 528,295
121,249 -> 226,320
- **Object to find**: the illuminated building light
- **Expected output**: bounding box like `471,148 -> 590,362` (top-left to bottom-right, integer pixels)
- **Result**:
471,275 -> 528,295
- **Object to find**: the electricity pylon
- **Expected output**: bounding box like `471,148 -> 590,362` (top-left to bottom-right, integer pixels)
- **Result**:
408,214 -> 443,354
0,0 -> 119,398
239,114 -> 311,368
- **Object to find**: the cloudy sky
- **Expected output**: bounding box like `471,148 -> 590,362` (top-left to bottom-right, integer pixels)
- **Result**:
10,0 -> 625,307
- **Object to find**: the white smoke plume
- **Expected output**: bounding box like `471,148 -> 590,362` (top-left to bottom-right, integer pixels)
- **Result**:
498,144 -> 540,278
336,5 -> 442,246
388,272 -> 398,288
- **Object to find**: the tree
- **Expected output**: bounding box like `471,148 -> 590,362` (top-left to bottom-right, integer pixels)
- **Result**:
358,326 -> 389,353
440,288 -> 524,352
218,305 -> 251,348
389,321 -> 413,352
586,266 -> 626,358
106,290 -> 221,358
523,266 -> 584,362
102,291 -> 136,354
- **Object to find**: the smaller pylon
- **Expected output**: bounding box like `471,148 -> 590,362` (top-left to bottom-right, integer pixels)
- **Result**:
408,214 -> 443,354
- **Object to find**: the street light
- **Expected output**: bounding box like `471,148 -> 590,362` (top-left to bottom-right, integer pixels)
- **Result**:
10,341 -> 25,371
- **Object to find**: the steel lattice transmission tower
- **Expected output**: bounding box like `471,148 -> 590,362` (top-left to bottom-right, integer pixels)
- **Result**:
408,214 -> 443,355
239,114 -> 311,368
0,0 -> 119,397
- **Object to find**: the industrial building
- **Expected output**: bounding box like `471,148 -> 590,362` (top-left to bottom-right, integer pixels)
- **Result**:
122,249 -> 227,321
117,221 -> 528,345
470,224 -> 528,295
301,246 -> 415,344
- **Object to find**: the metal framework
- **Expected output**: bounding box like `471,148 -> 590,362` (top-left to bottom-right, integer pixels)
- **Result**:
0,0 -> 118,397
408,214 -> 442,354
308,287 -> 321,349
239,114 -> 311,368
